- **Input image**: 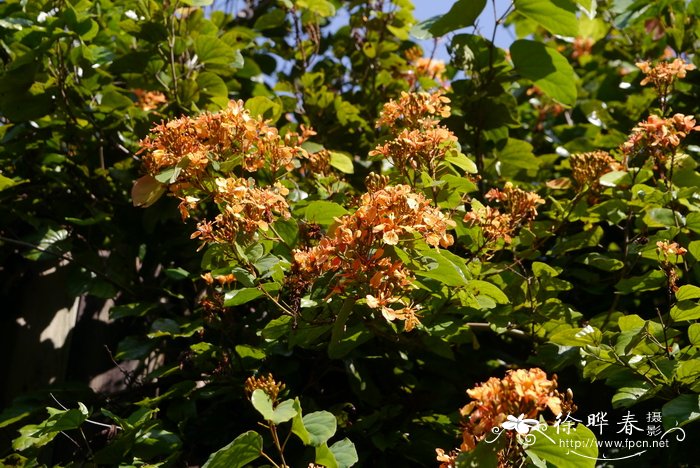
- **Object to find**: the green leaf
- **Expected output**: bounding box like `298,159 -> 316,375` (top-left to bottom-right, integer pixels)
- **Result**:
133,428 -> 182,460
327,325 -> 372,359
292,402 -> 337,446
362,42 -> 376,58
329,151 -> 354,174
197,72 -> 228,98
514,0 -> 579,37
132,175 -> 166,207
549,326 -> 601,346
297,0 -> 336,17
301,411 -> 337,445
525,424 -> 598,468
689,323 -> 700,346
37,404 -> 89,435
315,443 -> 339,468
495,138 -> 540,175
23,229 -> 69,261
329,438 -> 358,468
612,385 -> 652,408
195,36 -> 243,67
234,344 -> 266,360
165,267 -> 190,280
616,270 -> 666,294
578,252 -> 624,271
466,280 -> 510,304
662,394 -> 700,429
250,390 -> 297,424
445,153 -> 478,173
0,401 -> 40,429
676,285 -> 700,302
100,89 -> 133,110
223,288 -> 263,307
182,0 -> 215,5
202,431 -> 262,468
305,201 -> 348,225
511,40 -> 576,106
0,173 -> 21,191
110,303 -> 156,320
254,9 -> 287,30
428,0 -> 487,37
251,389 -> 275,421
245,96 -> 282,121
12,424 -> 56,451
644,207 -> 681,228
598,170 -> 631,187
685,212 -> 700,234
671,300 -> 700,322
271,399 -> 298,424
456,438 -> 501,467
676,359 -> 700,385
415,249 -> 469,286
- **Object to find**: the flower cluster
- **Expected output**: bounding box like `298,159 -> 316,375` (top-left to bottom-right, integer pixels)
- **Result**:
571,37 -> 593,61
292,181 -> 455,330
300,149 -> 332,176
371,91 -> 460,180
464,183 -> 544,244
404,46 -> 448,88
138,100 -> 309,188
461,369 -> 564,452
369,127 -> 458,176
133,89 -> 167,111
621,114 -> 699,167
636,58 -> 695,93
190,177 -> 290,246
656,240 -> 687,260
244,373 -> 285,402
569,151 -> 623,192
375,91 -> 451,130
657,240 -> 687,292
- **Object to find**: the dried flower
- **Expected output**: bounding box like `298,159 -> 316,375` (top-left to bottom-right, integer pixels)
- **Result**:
570,151 -> 623,192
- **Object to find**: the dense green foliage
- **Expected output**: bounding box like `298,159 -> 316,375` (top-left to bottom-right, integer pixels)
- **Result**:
1,0 -> 700,466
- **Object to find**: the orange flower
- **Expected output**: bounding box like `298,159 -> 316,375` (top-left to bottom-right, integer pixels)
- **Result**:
459,369 -> 565,452
292,182 -> 455,330
369,126 -> 459,176
621,114 -> 700,167
376,91 -> 451,130
636,58 -> 695,90
465,183 -> 543,245
133,89 -> 167,111
138,100 -> 310,191
190,178 -> 290,247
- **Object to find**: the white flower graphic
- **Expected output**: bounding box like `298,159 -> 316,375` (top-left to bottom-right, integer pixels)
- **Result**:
502,414 -> 540,434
